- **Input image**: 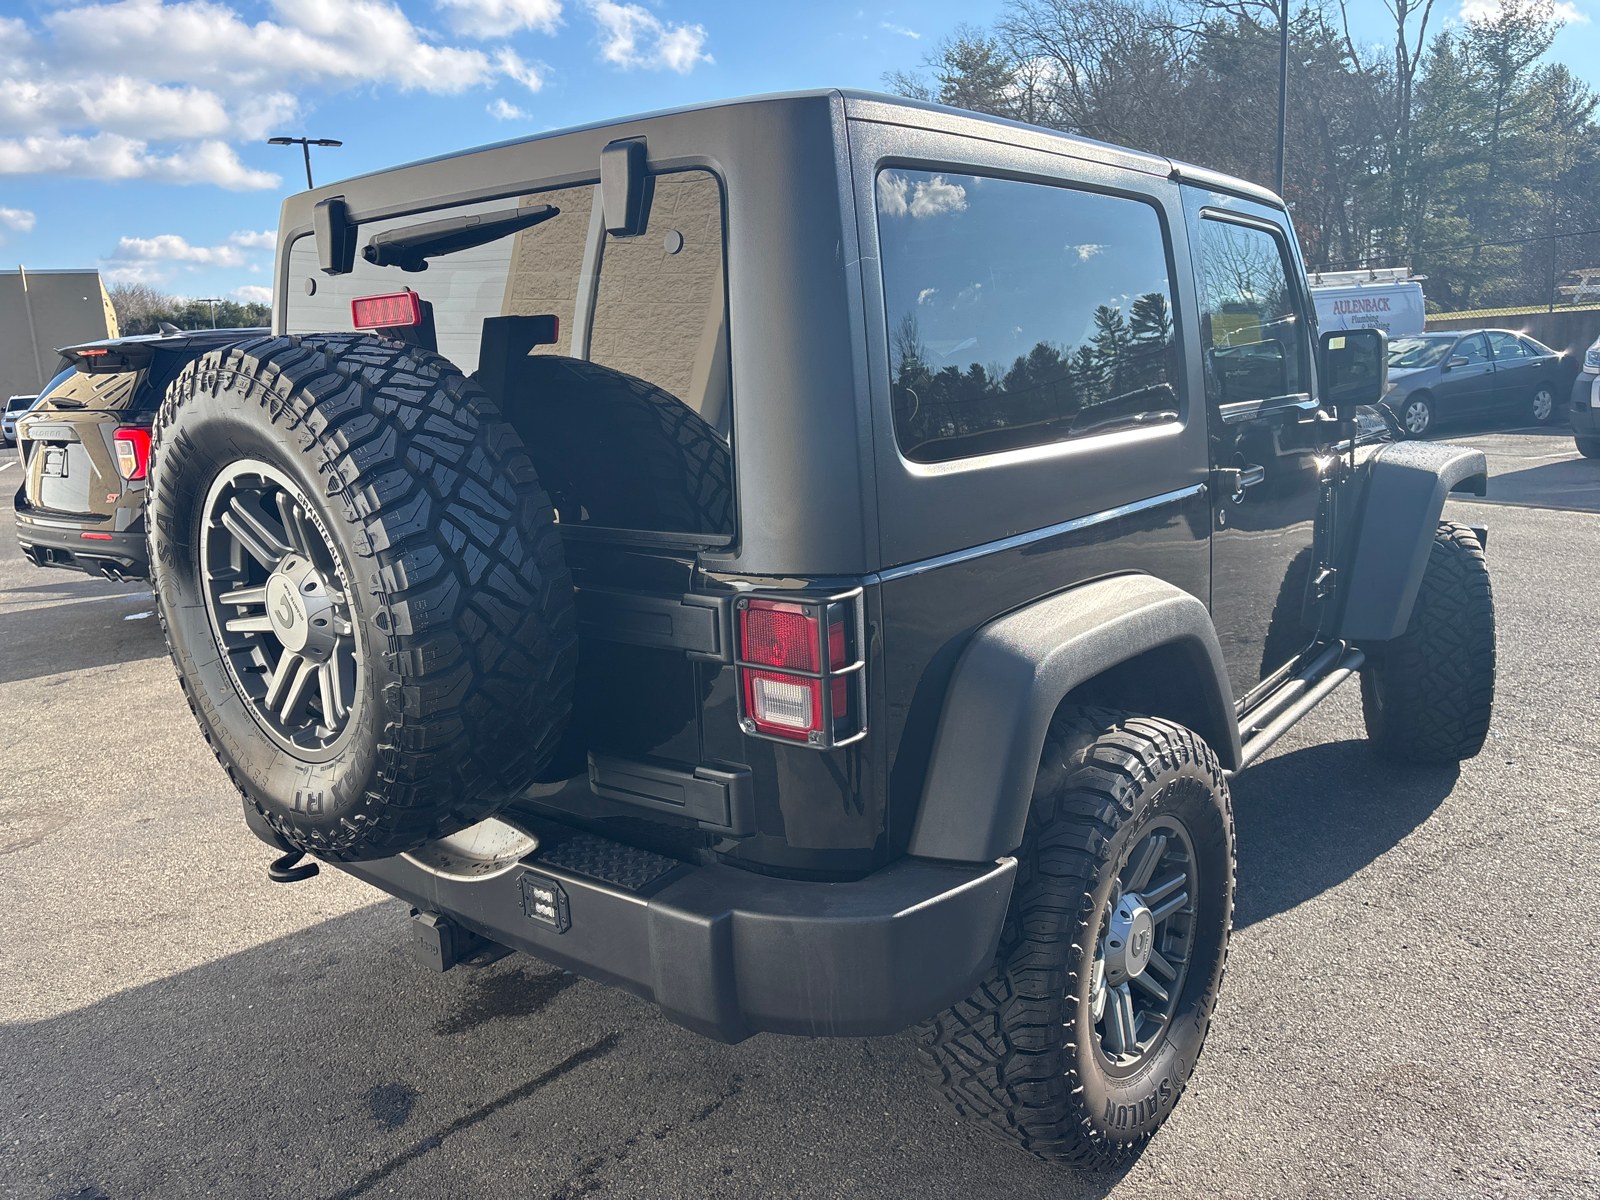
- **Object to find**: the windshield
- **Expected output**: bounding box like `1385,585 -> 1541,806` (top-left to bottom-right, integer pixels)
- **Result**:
1388,336 -> 1455,369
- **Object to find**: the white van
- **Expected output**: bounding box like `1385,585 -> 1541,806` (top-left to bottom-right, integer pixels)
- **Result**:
1310,268 -> 1426,338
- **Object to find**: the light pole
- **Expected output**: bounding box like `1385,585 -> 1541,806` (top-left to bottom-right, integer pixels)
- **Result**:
266,137 -> 343,190
1275,0 -> 1289,197
195,297 -> 222,329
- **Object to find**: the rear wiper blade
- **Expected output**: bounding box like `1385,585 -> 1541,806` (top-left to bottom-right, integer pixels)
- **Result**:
363,204 -> 558,273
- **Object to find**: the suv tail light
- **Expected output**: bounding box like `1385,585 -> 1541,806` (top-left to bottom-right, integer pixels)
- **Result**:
113,427 -> 151,480
736,590 -> 866,747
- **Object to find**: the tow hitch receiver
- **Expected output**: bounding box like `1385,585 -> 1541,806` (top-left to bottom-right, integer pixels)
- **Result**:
410,909 -> 512,972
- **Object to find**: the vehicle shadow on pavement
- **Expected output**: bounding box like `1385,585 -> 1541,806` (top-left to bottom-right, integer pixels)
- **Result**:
1228,738 -> 1459,930
1482,457 -> 1600,511
1,905 -> 1121,1200
0,596 -> 165,686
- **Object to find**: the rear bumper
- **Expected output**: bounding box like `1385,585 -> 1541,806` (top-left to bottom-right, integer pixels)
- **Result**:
15,498 -> 149,581
338,830 -> 1015,1043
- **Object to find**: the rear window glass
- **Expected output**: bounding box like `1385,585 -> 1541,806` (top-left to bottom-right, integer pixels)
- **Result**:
41,367 -> 139,410
285,170 -> 731,537
876,169 -> 1180,463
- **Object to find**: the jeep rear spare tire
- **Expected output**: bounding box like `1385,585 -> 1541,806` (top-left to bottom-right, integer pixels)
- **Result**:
149,334 -> 576,860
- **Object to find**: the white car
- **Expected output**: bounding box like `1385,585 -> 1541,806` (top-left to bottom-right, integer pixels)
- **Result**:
3,394 -> 40,446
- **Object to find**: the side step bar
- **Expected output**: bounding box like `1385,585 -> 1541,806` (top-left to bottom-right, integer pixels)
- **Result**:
1231,641 -> 1366,773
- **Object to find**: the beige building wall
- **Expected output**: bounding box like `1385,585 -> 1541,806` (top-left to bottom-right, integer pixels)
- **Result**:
587,172 -> 726,418
0,269 -> 117,400
502,185 -> 596,360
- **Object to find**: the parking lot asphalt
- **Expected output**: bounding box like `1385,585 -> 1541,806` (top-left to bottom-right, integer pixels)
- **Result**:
2,427 -> 1597,1200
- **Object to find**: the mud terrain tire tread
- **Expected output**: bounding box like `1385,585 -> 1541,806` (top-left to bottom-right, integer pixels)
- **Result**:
1360,521 -> 1494,764
915,708 -> 1234,1170
149,333 -> 576,860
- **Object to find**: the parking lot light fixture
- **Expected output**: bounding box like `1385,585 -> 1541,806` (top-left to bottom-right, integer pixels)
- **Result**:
267,137 -> 343,190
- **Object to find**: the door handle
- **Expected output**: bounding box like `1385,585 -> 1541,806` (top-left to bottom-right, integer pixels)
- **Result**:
1212,464 -> 1266,503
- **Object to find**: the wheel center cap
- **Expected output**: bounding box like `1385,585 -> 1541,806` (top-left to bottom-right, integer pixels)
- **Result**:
265,555 -> 337,658
1105,897 -> 1156,985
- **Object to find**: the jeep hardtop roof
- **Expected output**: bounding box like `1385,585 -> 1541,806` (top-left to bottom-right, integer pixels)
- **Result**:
302,88 -> 1281,210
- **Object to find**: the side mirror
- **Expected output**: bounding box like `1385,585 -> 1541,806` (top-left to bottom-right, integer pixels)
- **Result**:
1445,356 -> 1469,371
1320,327 -> 1388,421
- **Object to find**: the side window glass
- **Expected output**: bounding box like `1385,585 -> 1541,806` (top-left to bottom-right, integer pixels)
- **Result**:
1456,334 -> 1490,365
876,169 -> 1180,464
1486,332 -> 1520,360
1195,217 -> 1308,407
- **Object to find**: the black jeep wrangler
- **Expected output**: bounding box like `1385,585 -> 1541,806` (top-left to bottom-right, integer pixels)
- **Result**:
125,92 -> 1493,1168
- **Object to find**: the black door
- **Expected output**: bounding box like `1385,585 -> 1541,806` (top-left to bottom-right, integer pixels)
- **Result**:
1441,333 -> 1496,415
1186,196 -> 1326,707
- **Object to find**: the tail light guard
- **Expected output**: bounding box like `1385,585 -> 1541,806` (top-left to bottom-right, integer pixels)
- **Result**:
733,586 -> 867,750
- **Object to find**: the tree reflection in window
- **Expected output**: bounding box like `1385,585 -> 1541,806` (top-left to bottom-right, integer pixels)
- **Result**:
878,169 -> 1180,464
1196,218 -> 1306,406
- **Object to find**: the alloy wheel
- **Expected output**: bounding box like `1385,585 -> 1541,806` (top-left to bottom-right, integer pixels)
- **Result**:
199,460 -> 360,757
1404,399 -> 1431,436
1531,387 -> 1554,423
1087,817 -> 1199,1072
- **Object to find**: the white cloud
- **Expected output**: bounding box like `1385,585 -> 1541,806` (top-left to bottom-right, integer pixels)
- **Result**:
587,1 -> 711,72
0,207 -> 36,232
878,172 -> 968,218
493,48 -> 546,91
488,98 -> 530,120
1069,243 -> 1105,261
877,172 -> 909,216
232,285 -> 273,302
102,228 -> 278,282
0,1 -> 574,188
917,287 -> 937,304
0,134 -> 280,189
436,0 -> 562,37
883,23 -> 919,38
910,176 -> 967,217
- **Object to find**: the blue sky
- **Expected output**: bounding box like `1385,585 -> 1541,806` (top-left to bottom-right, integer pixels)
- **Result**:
0,0 -> 1594,306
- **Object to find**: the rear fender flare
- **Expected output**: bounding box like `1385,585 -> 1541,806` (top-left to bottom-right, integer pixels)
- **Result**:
906,574 -> 1239,863
1339,441 -> 1488,643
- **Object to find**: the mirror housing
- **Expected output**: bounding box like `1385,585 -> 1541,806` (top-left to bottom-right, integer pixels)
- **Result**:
1445,356 -> 1469,371
1320,327 -> 1388,421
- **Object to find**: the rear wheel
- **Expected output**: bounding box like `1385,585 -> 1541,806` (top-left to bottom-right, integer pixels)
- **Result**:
149,334 -> 576,860
1528,383 -> 1557,425
1576,436 -> 1600,459
1360,522 -> 1495,763
916,709 -> 1234,1169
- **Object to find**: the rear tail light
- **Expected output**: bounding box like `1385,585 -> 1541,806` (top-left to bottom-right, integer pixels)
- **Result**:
736,590 -> 866,747
352,290 -> 423,329
113,427 -> 151,480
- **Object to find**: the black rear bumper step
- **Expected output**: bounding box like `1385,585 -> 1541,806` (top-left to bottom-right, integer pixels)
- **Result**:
338,831 -> 1015,1043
